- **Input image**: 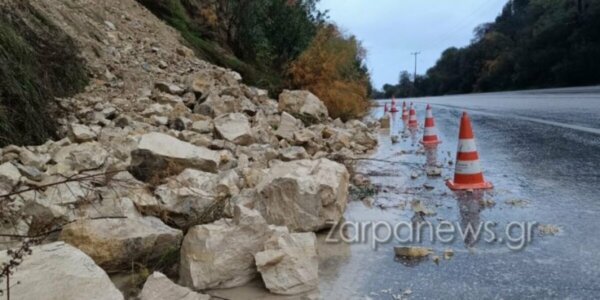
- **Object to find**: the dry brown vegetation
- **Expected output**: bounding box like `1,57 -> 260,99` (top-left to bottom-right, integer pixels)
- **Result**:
289,24 -> 370,121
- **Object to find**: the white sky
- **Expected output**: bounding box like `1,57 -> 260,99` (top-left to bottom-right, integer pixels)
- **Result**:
317,0 -> 508,88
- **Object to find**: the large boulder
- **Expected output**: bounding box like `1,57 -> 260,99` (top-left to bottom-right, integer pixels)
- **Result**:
214,113 -> 253,145
129,132 -> 220,181
59,217 -> 182,273
255,159 -> 349,232
278,90 -> 328,124
0,242 -> 123,300
255,230 -> 318,295
149,168 -> 238,228
179,206 -> 271,290
140,272 -> 210,300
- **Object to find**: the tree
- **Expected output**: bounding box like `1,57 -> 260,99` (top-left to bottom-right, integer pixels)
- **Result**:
289,24 -> 370,120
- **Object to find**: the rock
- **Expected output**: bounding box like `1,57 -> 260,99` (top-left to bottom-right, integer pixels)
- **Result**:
19,149 -> 50,170
256,159 -> 349,232
179,206 -> 272,290
189,71 -> 215,97
50,142 -> 108,175
0,162 -> 21,191
156,92 -> 184,105
255,230 -> 318,295
0,242 -> 124,300
425,166 -> 442,176
191,120 -> 213,134
69,123 -> 97,142
410,171 -> 419,179
411,200 -> 436,216
103,20 -> 117,31
59,217 -> 182,273
391,135 -> 399,144
393,246 -> 432,258
129,132 -> 220,181
293,128 -> 317,145
15,163 -> 44,181
275,112 -> 303,141
140,272 -> 210,300
194,93 -> 256,117
505,198 -> 529,207
151,168 -> 228,228
155,81 -> 185,95
379,114 -> 390,129
279,146 -> 309,161
214,113 -> 253,145
352,174 -> 371,187
443,248 -> 454,260
479,198 -> 496,208
151,115 -> 169,126
278,90 -> 328,124
362,196 -> 375,207
537,224 -> 560,236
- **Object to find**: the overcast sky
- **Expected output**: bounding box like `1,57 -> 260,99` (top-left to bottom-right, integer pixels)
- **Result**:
318,0 -> 508,89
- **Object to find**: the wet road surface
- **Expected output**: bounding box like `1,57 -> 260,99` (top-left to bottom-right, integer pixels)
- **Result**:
318,86 -> 600,299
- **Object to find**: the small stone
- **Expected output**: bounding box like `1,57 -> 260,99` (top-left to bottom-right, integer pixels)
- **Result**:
104,20 -> 116,31
443,248 -> 454,260
151,115 -> 169,126
69,123 -> 97,142
425,166 -> 442,176
423,183 -> 435,190
411,171 -> 419,179
155,81 -> 185,95
394,246 -> 432,258
537,224 -> 560,236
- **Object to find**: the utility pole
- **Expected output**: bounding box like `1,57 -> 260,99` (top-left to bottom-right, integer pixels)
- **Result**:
410,51 -> 421,82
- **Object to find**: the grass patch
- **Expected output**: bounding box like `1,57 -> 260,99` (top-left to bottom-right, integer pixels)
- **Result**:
0,2 -> 88,146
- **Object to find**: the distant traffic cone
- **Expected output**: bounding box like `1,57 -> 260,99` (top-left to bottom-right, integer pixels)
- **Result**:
390,96 -> 398,113
446,112 -> 493,190
384,103 -> 389,113
408,103 -> 418,128
420,104 -> 441,147
401,102 -> 408,120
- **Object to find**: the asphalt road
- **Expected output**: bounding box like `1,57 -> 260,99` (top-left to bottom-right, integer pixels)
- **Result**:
319,86 -> 600,299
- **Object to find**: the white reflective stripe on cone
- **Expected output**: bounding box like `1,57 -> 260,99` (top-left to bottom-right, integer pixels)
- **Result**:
424,126 -> 437,135
457,139 -> 477,152
426,110 -> 433,118
455,160 -> 483,174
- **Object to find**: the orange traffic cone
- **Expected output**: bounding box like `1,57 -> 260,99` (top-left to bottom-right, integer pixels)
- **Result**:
384,103 -> 389,113
446,112 -> 493,190
408,103 -> 418,128
390,96 -> 398,113
401,102 -> 408,120
420,104 -> 441,147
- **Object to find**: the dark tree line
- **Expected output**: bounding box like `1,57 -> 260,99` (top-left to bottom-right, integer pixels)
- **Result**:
375,0 -> 600,98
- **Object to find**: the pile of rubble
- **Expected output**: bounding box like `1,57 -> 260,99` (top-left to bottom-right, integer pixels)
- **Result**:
0,0 -> 379,299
